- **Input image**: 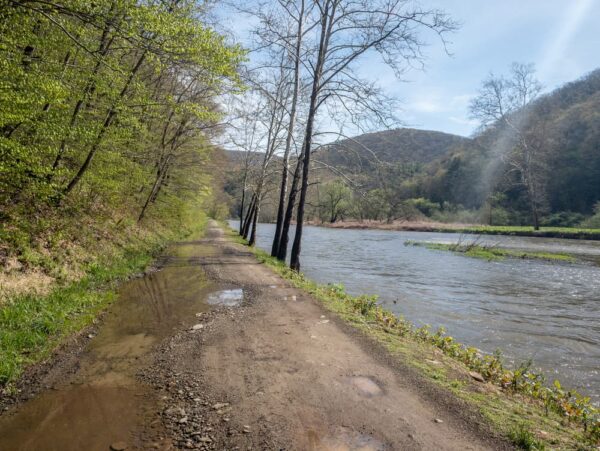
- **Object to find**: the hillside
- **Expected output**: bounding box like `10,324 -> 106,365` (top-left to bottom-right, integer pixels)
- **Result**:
317,128 -> 470,172
225,69 -> 600,227
421,69 -> 600,218
306,69 -> 600,226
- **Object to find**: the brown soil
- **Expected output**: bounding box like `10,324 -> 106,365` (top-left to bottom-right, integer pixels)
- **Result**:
0,221 -> 513,450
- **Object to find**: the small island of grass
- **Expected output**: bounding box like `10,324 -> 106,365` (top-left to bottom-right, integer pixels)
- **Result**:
406,241 -> 577,263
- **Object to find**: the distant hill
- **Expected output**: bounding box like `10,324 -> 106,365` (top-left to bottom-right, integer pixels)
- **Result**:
421,68 -> 600,215
223,149 -> 263,164
317,128 -> 470,172
224,69 -> 600,225
224,127 -> 468,173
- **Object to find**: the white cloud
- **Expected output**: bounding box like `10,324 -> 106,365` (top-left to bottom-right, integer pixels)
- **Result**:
409,99 -> 446,113
449,116 -> 478,127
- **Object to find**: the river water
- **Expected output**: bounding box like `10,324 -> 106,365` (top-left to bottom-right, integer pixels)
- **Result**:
234,222 -> 600,403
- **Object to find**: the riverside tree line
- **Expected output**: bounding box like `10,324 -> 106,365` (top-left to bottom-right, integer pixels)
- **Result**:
228,0 -> 456,271
232,54 -> 600,240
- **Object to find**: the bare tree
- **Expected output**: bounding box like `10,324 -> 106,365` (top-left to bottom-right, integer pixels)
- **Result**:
225,54 -> 292,244
227,103 -> 262,234
270,0 -> 306,258
469,62 -> 547,229
249,57 -> 293,245
288,0 -> 457,270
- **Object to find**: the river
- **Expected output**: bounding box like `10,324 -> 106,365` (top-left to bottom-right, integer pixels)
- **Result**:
232,222 -> 600,403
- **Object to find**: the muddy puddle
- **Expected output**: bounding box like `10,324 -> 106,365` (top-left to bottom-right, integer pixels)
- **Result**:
308,426 -> 386,451
345,376 -> 383,398
207,288 -> 244,307
167,241 -> 217,259
0,242 -> 233,451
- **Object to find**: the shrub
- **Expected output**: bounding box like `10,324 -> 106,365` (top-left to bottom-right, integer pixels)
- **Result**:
405,198 -> 440,217
541,212 -> 585,227
509,424 -> 546,450
580,202 -> 600,228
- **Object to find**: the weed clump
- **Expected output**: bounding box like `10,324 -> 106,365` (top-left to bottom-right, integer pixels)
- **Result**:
509,423 -> 546,450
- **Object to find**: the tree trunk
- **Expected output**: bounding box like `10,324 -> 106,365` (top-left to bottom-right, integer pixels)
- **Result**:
249,196 -> 261,246
289,1 -> 330,271
239,186 -> 246,233
243,203 -> 257,241
62,50 -> 147,197
241,195 -> 256,239
50,28 -> 115,176
530,196 -> 540,230
241,193 -> 254,236
138,155 -> 171,222
271,0 -> 304,257
277,155 -> 303,262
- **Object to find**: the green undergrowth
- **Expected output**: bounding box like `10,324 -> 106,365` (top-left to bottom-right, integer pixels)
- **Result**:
0,213 -> 208,392
224,227 -> 599,449
406,241 -> 577,263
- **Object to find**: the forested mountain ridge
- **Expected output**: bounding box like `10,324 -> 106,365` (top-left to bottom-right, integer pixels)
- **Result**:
317,128 -> 470,172
296,68 -> 600,227
417,69 -> 600,220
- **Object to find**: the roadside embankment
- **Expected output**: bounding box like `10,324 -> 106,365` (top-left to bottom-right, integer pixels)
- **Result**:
1,221 -> 597,450
0,213 -> 208,391
1,220 -> 512,451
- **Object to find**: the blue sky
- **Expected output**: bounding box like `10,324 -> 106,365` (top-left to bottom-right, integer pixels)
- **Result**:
367,0 -> 600,136
222,0 -> 600,137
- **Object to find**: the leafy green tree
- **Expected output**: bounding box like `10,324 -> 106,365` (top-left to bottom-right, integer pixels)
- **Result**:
0,0 -> 243,256
317,180 -> 352,223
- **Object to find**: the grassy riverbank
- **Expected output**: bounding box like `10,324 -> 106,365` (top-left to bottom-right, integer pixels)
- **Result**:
226,228 -> 599,449
454,225 -> 600,240
323,221 -> 600,240
406,241 -> 577,263
0,214 -> 208,391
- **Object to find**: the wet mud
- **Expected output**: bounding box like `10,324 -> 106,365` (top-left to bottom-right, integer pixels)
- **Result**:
0,241 -> 222,451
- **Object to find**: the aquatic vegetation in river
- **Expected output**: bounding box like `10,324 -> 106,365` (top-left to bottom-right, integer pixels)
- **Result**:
405,240 -> 577,263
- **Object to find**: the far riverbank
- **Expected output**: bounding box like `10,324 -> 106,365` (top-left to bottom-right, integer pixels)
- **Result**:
312,220 -> 600,240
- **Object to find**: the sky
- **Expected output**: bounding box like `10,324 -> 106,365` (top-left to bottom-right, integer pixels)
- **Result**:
357,0 -> 600,136
221,0 -> 600,137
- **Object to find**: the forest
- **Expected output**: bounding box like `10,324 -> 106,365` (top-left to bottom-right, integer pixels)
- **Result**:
227,66 -> 600,234
1,0 -> 242,293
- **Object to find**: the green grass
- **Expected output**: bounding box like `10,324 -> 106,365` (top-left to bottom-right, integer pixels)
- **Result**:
0,248 -> 153,386
434,225 -> 600,240
509,424 -> 547,450
406,241 -> 577,263
0,214 -> 208,391
223,227 -> 599,449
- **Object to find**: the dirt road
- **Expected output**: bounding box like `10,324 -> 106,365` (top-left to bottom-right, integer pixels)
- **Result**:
0,221 -> 511,450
